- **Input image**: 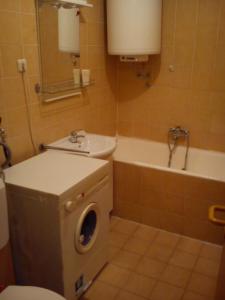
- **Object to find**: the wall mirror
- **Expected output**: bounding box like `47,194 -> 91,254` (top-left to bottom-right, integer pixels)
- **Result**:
35,0 -> 93,103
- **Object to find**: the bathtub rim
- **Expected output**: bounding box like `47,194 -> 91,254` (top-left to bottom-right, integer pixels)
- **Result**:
113,135 -> 225,184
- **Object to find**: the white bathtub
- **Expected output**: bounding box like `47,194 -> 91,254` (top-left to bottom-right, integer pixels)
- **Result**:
113,136 -> 225,183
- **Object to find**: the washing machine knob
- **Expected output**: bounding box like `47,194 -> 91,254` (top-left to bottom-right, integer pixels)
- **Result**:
64,200 -> 76,213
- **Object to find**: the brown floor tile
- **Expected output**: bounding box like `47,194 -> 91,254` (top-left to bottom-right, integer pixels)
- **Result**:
145,243 -> 174,262
176,237 -> 203,255
97,264 -> 131,288
83,281 -> 119,300
154,230 -> 180,248
110,216 -> 120,230
123,236 -> 150,255
133,224 -> 159,242
117,290 -> 146,300
187,272 -> 217,297
199,243 -> 222,263
161,265 -> 191,288
110,231 -> 129,248
169,250 -> 197,270
112,249 -> 141,270
136,257 -> 166,279
194,257 -> 220,278
109,246 -> 120,262
182,291 -> 214,300
124,272 -> 156,298
113,218 -> 138,236
106,217 -> 221,300
150,282 -> 184,300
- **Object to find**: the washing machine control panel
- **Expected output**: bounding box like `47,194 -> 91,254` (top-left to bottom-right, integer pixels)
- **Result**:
64,175 -> 109,214
64,193 -> 84,213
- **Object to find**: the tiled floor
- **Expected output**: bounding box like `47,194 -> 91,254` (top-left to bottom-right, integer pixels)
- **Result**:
82,217 -> 223,300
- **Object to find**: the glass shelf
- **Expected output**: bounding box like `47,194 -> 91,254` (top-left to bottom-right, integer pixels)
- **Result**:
35,80 -> 94,95
40,0 -> 93,8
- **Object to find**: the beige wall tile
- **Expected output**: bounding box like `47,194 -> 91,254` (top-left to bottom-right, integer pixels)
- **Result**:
161,0 -> 177,45
0,45 -> 22,77
1,77 -> 25,109
21,14 -> 37,44
160,212 -> 184,235
0,0 -> 20,11
0,11 -> 21,43
0,0 -> 116,171
23,45 -> 39,75
20,0 -> 35,13
117,0 -> 225,152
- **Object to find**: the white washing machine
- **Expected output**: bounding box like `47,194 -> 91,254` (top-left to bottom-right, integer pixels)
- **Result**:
5,151 -> 113,300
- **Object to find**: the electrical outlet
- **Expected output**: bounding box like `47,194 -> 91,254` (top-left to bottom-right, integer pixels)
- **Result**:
17,59 -> 27,73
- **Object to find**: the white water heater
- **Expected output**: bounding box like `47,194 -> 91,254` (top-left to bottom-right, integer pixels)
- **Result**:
107,0 -> 162,61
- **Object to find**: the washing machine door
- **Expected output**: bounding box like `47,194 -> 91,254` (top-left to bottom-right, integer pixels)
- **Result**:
75,203 -> 100,254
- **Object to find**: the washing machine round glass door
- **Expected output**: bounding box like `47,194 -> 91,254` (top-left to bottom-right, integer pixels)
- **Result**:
75,203 -> 100,254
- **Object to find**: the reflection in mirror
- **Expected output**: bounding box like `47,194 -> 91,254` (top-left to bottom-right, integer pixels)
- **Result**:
36,0 -> 85,102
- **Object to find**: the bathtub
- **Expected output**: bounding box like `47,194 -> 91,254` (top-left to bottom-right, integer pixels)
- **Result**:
113,136 -> 225,244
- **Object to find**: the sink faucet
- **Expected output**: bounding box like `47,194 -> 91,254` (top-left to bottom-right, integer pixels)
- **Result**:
69,129 -> 86,143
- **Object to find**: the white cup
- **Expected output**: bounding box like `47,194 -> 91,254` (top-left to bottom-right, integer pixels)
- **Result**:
73,68 -> 80,86
81,69 -> 91,86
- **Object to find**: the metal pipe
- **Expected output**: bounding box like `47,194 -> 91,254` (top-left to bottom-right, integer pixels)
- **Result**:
39,143 -> 90,155
0,142 -> 12,169
167,126 -> 190,171
182,134 -> 190,171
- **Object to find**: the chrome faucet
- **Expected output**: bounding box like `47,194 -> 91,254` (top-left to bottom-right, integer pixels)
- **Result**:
0,117 -> 6,144
69,129 -> 86,143
168,126 -> 190,170
0,117 -> 12,168
168,126 -> 189,140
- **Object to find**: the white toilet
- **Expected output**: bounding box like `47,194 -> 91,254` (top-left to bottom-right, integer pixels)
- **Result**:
0,286 -> 66,300
0,178 -> 66,300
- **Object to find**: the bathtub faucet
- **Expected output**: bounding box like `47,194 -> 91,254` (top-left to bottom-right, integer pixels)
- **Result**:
168,126 -> 189,140
168,126 -> 190,171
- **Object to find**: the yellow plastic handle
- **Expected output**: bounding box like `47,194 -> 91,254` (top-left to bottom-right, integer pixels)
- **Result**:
209,205 -> 225,226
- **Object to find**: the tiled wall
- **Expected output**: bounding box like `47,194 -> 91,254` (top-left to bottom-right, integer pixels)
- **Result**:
117,0 -> 225,152
0,0 -> 116,283
114,161 -> 225,244
0,0 -> 116,166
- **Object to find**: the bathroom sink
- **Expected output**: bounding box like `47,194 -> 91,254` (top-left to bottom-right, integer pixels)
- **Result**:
48,133 -> 117,158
